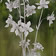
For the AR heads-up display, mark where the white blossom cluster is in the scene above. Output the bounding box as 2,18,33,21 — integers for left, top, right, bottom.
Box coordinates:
19,39,30,48
33,42,44,51
27,42,44,56
5,14,33,37
3,0,56,56
28,51,41,56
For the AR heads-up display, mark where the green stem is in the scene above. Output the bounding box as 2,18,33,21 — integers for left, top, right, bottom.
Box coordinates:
19,0,21,20
35,8,44,43
22,46,26,56
22,0,26,56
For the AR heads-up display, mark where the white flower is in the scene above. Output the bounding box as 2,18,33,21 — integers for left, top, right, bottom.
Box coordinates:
5,15,22,36
5,14,13,27
18,20,25,32
26,4,36,17
36,0,50,9
30,52,37,56
18,21,34,37
22,21,34,37
19,40,25,47
25,39,30,48
13,0,19,8
5,0,19,12
27,48,41,56
10,21,21,36
25,0,29,2
5,0,13,12
5,16,33,37
47,12,55,26
33,42,44,51
19,39,30,48
10,19,24,36
18,19,24,27
27,50,41,56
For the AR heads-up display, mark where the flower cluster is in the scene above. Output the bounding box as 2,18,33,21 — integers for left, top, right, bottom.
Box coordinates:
5,14,34,37
33,42,44,51
27,42,44,56
29,51,41,56
19,39,30,48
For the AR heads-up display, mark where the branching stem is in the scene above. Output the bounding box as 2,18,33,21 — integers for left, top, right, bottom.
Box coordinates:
35,8,44,43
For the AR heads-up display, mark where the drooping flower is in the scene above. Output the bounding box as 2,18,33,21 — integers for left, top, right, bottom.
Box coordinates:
5,0,19,12
22,21,34,37
19,39,30,48
33,42,44,51
5,14,13,27
13,0,19,9
36,0,50,9
10,22,20,36
18,21,34,37
5,0,13,12
47,12,55,26
26,4,36,17
25,39,30,48
5,14,22,36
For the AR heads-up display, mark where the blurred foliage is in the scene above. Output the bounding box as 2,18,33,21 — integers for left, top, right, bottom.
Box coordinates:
0,0,56,56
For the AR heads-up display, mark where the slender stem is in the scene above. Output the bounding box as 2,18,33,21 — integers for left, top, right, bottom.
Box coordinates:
24,3,26,23
21,33,26,56
39,8,44,23
19,0,21,20
22,47,26,56
34,8,44,43
27,46,30,56
35,29,38,43
22,0,26,56
23,0,26,23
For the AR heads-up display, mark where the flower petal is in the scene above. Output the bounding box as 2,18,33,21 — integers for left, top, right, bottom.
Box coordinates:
24,31,29,37
15,30,19,36
27,21,31,27
5,24,9,27
49,21,53,26
46,1,50,4
44,5,48,8
29,27,34,32
10,27,15,32
37,6,42,9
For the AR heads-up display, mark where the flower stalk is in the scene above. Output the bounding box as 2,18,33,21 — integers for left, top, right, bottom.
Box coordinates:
18,0,21,20
23,0,26,23
35,8,44,43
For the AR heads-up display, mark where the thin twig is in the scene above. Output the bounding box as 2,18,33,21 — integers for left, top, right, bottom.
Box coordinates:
35,8,44,43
